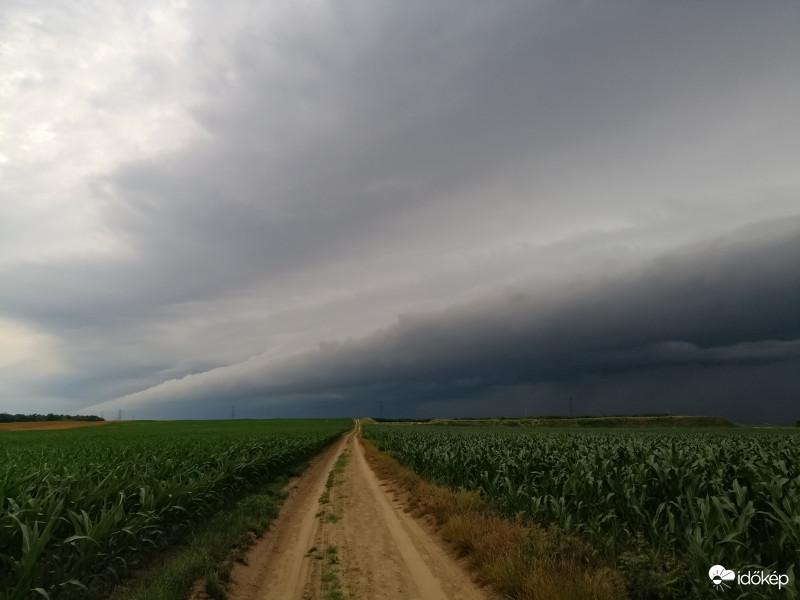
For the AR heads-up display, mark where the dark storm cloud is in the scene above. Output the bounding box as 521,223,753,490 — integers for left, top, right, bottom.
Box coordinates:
88,218,800,423
264,217,800,391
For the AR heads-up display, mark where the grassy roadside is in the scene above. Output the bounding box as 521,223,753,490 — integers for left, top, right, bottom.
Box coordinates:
359,435,629,600
111,462,307,600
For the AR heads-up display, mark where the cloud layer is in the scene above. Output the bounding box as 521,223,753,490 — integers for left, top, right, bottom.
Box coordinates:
2,1,799,423
84,218,800,423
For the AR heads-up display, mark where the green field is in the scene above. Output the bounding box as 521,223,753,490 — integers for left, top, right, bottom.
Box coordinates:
363,425,800,599
0,419,351,600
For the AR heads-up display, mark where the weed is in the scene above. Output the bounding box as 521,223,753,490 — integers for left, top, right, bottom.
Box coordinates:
204,572,227,600
321,545,345,600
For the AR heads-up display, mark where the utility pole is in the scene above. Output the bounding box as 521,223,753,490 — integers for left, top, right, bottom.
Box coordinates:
231,405,236,419
117,409,123,421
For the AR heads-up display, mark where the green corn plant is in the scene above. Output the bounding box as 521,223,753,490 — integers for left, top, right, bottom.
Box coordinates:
0,419,350,599
364,424,800,599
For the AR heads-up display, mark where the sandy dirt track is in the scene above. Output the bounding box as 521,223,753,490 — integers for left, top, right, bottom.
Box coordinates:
229,425,489,600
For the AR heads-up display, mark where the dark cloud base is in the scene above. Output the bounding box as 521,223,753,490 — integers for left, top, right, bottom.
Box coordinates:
105,218,800,425
134,358,800,426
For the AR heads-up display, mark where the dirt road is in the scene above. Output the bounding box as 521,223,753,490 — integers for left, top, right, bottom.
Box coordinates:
229,425,489,600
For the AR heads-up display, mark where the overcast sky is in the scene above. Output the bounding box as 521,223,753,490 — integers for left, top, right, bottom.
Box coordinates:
1,1,798,424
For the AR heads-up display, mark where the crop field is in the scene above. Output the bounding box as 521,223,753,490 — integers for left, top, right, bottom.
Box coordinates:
0,419,350,600
363,425,800,598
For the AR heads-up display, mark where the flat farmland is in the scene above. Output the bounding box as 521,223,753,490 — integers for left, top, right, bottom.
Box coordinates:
0,419,350,600
6,420,798,600
363,425,800,599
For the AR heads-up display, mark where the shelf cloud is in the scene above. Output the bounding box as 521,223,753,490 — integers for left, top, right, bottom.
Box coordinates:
83,219,800,423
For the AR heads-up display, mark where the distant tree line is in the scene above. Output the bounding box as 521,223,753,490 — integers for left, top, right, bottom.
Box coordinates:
371,414,675,423
0,413,104,423
371,418,432,423
452,413,672,420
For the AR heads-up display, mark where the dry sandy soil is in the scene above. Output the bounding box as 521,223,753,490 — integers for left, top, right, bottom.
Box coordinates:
228,425,490,600
0,421,114,431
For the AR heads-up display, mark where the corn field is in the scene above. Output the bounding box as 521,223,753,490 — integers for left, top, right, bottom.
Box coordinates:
0,419,350,600
363,425,800,599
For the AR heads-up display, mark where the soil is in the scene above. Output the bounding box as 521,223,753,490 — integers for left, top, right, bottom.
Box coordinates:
0,421,114,431
228,425,490,600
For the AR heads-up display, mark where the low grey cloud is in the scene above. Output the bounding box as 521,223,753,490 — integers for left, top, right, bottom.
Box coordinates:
84,218,800,423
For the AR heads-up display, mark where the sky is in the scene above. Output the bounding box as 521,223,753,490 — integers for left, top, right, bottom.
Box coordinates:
1,1,798,424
